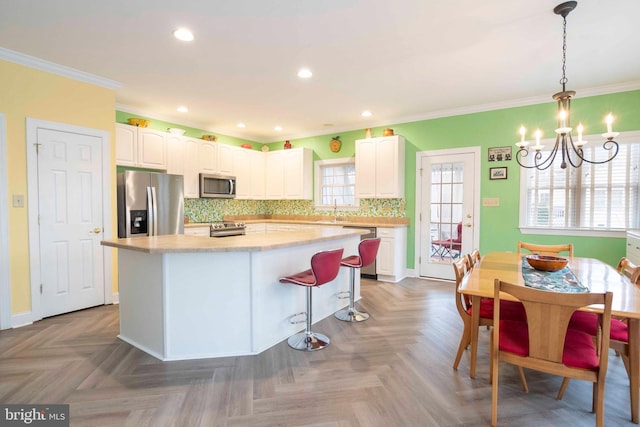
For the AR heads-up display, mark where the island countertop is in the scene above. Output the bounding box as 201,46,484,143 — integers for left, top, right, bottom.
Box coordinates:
101,226,365,254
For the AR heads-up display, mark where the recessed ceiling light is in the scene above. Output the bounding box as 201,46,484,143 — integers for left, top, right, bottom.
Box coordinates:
274,126,283,131
361,110,372,117
173,28,194,42
177,106,189,113
297,68,313,79
237,123,246,128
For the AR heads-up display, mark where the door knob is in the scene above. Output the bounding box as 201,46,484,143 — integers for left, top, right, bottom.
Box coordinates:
466,214,472,218
92,227,102,234
464,223,472,228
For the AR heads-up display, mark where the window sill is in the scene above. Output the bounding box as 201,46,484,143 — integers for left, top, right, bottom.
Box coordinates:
519,227,627,238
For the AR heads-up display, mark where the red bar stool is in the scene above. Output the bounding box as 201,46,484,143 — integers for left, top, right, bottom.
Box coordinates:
335,238,381,322
279,248,344,351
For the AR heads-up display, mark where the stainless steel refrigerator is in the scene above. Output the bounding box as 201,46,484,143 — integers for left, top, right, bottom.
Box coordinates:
117,171,184,238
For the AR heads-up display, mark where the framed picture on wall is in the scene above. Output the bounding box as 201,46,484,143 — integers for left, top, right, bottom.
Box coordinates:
488,146,512,162
490,167,508,180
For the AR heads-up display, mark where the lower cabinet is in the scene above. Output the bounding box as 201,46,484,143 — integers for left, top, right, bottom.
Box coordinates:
376,227,406,283
627,231,640,265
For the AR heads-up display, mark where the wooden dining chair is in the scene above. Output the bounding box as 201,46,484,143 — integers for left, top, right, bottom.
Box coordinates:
466,249,481,268
452,255,526,378
517,241,574,257
558,257,640,419
491,279,613,427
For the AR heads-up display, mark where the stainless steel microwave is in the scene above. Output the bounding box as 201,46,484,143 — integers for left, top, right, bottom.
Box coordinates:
199,173,236,198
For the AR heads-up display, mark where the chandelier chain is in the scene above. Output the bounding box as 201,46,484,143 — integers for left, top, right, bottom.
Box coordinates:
560,16,568,90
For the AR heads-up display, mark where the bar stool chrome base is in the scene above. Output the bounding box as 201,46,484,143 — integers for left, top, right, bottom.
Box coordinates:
287,331,330,351
335,307,369,322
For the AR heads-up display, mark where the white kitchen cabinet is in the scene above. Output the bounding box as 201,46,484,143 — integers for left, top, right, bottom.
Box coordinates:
115,123,167,170
355,135,404,198
217,143,236,176
249,149,266,199
115,123,137,166
183,138,200,198
166,135,199,198
166,134,185,175
265,148,313,200
283,148,313,199
376,227,406,283
198,140,218,174
627,231,640,265
265,151,285,199
233,147,264,199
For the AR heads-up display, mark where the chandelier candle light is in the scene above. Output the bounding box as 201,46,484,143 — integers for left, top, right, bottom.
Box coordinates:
515,1,619,170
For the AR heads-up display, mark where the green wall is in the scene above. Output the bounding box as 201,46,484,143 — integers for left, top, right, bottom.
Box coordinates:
277,89,640,268
117,88,640,269
115,111,257,148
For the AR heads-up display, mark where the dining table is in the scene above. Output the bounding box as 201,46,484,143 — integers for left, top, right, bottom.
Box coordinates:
459,251,640,423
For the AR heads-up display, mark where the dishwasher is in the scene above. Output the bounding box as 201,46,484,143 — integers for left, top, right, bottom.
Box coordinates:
343,226,377,279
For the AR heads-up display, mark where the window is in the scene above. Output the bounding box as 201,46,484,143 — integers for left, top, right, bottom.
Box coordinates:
520,130,640,234
314,158,356,208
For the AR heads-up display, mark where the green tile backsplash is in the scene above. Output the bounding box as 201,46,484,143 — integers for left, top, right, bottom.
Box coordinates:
184,198,405,223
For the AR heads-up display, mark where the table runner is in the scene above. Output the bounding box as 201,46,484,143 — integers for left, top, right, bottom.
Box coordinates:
521,256,589,293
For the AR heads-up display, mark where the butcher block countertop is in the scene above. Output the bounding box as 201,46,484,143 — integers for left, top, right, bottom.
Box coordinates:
101,227,365,254
185,215,409,229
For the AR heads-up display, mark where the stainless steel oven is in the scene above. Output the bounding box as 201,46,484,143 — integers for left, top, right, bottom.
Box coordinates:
343,226,377,279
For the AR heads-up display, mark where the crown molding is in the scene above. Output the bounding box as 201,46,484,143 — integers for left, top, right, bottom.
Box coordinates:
116,103,255,142
0,47,120,90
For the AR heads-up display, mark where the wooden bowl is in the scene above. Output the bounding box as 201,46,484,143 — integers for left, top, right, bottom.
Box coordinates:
127,118,150,127
525,254,568,272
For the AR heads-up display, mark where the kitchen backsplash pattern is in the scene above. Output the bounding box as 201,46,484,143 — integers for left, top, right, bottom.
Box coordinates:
184,198,405,223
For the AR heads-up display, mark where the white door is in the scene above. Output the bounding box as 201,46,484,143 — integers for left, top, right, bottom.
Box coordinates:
417,149,479,280
36,128,105,317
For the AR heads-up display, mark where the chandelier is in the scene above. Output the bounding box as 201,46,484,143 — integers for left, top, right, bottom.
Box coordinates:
515,1,619,170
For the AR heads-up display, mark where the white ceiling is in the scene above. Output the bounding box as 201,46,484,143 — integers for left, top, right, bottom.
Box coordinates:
1,0,639,142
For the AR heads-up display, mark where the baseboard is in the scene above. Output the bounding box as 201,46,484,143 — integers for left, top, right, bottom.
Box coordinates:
11,311,33,328
112,292,119,304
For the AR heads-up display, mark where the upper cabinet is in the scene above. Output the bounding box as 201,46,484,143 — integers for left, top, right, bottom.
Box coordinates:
265,148,312,200
198,140,218,174
115,123,314,200
233,148,265,199
167,135,199,198
355,135,405,198
116,123,167,170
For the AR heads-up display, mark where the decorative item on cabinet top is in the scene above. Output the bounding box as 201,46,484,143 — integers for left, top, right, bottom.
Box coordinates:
284,140,292,149
330,136,342,153
127,118,150,127
202,135,218,142
382,128,394,136
241,144,252,149
168,128,186,135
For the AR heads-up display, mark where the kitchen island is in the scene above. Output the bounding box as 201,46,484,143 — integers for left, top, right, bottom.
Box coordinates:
101,227,363,361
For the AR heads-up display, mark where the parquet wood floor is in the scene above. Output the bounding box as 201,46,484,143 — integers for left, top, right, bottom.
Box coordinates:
0,278,635,426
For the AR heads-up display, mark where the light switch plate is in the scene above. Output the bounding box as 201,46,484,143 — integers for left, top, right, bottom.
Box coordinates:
12,194,25,208
483,197,500,207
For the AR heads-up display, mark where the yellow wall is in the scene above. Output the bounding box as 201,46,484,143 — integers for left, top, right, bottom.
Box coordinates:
0,59,117,314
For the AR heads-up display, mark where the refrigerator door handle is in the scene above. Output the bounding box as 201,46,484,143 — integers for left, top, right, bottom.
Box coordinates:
150,186,158,236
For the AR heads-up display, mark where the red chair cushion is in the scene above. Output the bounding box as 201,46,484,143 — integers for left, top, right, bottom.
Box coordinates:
470,299,527,321
568,311,628,342
279,268,315,287
499,319,599,370
340,255,362,268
